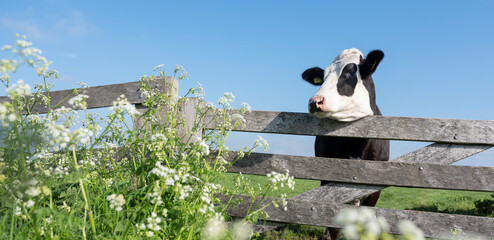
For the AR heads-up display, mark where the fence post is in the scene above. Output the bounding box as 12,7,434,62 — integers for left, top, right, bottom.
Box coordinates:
178,97,205,144
133,76,179,134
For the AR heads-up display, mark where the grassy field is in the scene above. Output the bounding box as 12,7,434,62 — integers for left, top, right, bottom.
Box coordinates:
217,173,493,239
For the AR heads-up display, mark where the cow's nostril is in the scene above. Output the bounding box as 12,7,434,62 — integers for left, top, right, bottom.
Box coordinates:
314,96,325,106
309,96,325,113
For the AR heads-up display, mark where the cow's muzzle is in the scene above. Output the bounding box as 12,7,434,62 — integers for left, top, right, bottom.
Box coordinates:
308,96,325,113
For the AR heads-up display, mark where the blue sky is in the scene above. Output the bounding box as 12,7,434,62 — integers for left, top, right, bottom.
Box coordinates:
1,0,494,167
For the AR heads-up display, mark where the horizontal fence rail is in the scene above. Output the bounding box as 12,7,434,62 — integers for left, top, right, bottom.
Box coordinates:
205,110,494,145
221,194,494,238
221,151,494,192
202,103,494,238
0,76,174,114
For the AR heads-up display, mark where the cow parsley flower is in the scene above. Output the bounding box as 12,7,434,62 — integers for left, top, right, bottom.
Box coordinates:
267,170,295,190
203,213,227,240
146,212,162,234
197,139,210,156
336,208,392,240
241,102,251,113
254,136,269,151
1,45,12,51
218,92,235,106
68,94,89,110
25,200,35,208
25,187,40,197
109,94,140,120
106,194,125,212
398,220,424,240
6,79,31,98
151,162,179,186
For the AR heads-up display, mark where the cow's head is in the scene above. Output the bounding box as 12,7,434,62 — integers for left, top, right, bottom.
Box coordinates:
302,48,384,121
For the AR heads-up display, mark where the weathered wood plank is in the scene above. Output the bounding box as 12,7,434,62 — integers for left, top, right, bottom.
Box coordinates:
290,182,383,203
205,110,494,145
290,142,492,212
222,194,494,238
178,97,205,144
223,152,494,191
0,76,174,114
393,143,492,164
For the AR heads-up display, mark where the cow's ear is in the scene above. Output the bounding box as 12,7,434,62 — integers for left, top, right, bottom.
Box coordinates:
302,67,324,85
359,50,384,80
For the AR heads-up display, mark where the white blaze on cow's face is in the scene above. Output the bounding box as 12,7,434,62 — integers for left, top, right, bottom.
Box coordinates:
302,48,384,122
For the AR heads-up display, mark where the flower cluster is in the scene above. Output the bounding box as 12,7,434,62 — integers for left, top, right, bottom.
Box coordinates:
0,102,16,125
203,213,226,240
218,92,235,107
198,183,222,214
146,181,164,205
267,170,295,190
109,94,140,120
335,208,425,240
1,34,51,78
197,138,210,156
148,133,168,151
241,102,251,113
106,194,125,212
68,94,89,110
398,220,425,240
254,135,269,151
137,212,162,237
336,208,389,239
6,79,31,99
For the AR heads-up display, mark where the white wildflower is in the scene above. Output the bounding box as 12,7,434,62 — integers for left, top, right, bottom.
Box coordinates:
232,221,253,240
146,212,162,232
218,92,235,106
67,94,89,110
153,64,164,71
106,194,125,212
336,208,393,240
6,79,31,98
254,136,269,151
398,220,425,240
151,162,179,186
203,214,226,240
197,139,210,156
25,200,35,208
14,206,21,216
267,170,295,190
77,81,89,89
109,94,140,119
1,45,12,51
241,102,251,113
178,185,192,200
25,187,40,197
146,183,164,205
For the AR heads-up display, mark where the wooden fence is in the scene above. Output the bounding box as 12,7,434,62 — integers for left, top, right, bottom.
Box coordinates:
3,76,493,239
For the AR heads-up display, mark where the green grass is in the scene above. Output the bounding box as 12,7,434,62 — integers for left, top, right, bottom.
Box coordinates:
218,173,494,239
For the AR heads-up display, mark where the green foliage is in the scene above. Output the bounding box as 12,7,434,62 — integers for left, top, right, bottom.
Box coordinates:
0,35,295,239
474,194,494,217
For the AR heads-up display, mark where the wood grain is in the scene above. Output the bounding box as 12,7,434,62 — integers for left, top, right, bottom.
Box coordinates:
0,76,174,114
221,194,494,239
205,110,494,145
223,151,494,191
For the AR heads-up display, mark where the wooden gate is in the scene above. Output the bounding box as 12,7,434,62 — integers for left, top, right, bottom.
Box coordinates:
4,77,493,238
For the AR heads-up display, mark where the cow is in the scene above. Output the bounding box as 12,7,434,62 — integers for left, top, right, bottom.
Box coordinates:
302,48,390,240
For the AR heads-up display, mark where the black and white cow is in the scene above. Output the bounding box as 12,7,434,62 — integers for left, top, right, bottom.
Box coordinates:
302,48,390,240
